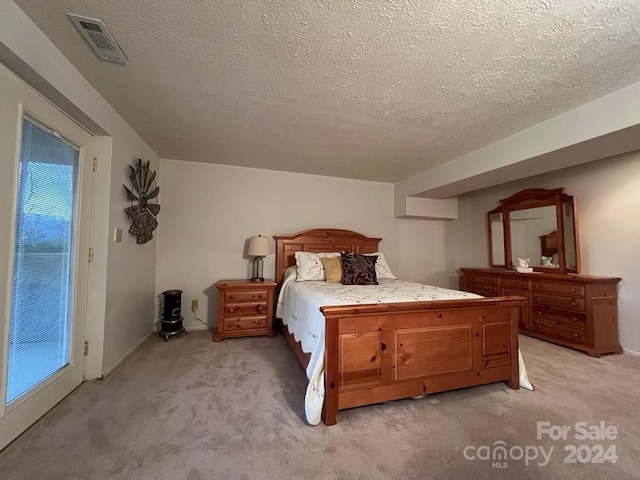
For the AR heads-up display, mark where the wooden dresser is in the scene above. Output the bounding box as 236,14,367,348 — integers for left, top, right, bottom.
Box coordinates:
213,279,276,342
460,268,621,357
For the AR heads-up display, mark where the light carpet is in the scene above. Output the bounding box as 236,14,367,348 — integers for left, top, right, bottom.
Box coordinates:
1,331,639,479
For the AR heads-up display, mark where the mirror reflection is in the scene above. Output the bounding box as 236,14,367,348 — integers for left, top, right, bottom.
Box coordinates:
563,201,577,271
490,212,505,265
509,206,558,268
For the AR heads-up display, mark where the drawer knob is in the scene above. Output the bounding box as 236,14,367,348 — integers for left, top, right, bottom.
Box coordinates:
229,295,235,300
257,305,263,313
258,294,263,299
227,322,235,328
571,301,577,307
571,288,576,293
228,307,235,313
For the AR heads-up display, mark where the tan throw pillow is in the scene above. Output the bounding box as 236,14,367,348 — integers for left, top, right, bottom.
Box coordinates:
320,256,343,283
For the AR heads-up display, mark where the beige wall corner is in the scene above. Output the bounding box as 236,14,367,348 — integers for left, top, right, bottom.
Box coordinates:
394,195,458,220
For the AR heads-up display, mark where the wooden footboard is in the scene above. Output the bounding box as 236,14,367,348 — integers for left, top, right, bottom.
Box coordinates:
319,296,523,425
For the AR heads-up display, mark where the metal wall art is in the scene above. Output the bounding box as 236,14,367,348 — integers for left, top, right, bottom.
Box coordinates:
123,159,160,244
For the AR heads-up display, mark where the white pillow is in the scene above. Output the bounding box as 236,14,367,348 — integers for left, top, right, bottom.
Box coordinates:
294,251,341,281
365,252,397,279
282,265,298,285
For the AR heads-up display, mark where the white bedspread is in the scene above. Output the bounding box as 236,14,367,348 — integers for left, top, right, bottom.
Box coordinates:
277,273,532,425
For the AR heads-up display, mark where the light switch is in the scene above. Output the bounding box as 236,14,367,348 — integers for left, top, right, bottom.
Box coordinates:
113,228,123,242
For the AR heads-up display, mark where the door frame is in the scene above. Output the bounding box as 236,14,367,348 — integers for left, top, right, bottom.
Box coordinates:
0,63,109,450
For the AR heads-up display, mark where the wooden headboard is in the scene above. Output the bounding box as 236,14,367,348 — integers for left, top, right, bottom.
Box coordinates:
273,228,381,284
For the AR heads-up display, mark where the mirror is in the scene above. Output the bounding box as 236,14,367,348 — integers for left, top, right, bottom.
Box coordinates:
487,188,580,274
563,200,578,271
510,206,558,268
488,211,505,267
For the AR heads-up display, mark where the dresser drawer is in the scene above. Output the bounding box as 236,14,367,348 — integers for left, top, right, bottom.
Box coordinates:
501,286,528,299
224,302,267,316
466,283,498,297
223,315,268,331
532,306,586,330
225,290,269,302
533,293,585,312
533,318,586,344
532,282,585,297
500,278,528,289
466,274,497,286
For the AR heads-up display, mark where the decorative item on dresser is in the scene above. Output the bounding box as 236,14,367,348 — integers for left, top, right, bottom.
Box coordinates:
463,186,622,357
213,279,276,342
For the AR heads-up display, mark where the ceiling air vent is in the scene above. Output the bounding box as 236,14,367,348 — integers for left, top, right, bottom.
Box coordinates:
67,14,128,65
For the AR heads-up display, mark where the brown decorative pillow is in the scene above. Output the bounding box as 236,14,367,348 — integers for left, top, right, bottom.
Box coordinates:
320,256,343,283
341,253,378,285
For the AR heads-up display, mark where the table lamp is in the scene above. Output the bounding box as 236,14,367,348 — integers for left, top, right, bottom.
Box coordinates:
248,235,270,282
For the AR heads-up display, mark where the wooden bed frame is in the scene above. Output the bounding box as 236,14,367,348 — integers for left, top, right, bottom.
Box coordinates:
274,228,523,425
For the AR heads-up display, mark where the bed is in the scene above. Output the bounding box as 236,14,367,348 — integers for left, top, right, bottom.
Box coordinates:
274,228,526,426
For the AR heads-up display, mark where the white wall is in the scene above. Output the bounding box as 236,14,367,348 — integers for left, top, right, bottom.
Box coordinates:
448,150,640,354
156,159,451,331
1,0,159,376
101,146,158,375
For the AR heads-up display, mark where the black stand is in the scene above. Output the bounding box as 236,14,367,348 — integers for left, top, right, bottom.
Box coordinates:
250,256,265,282
159,316,187,342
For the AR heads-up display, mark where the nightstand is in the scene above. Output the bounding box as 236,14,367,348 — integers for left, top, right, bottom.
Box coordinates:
213,279,277,342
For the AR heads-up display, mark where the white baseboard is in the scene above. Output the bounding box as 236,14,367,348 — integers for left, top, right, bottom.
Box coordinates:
102,332,152,379
623,348,640,357
184,324,212,331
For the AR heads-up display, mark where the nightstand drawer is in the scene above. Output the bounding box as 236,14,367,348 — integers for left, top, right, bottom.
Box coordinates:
225,290,269,302
224,315,268,331
224,302,267,316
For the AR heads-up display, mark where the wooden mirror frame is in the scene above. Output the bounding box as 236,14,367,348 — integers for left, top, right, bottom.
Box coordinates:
487,209,507,268
487,188,581,274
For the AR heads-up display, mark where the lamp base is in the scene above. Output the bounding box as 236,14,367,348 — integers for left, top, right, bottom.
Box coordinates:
250,256,265,283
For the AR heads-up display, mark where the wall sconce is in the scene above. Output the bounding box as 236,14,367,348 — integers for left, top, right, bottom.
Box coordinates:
248,235,270,282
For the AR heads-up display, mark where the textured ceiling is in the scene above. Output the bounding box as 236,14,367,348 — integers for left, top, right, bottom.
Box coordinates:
14,0,640,183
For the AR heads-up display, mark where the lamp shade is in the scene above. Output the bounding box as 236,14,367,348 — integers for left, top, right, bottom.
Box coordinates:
247,235,270,256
